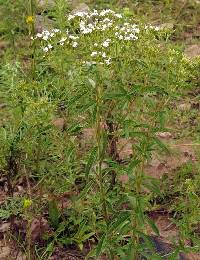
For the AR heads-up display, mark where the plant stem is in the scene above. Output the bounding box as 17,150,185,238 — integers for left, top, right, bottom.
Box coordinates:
96,82,108,223
27,218,32,260
29,0,36,79
106,112,119,189
131,158,144,259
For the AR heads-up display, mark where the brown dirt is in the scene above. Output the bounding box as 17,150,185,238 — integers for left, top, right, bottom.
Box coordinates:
147,211,179,242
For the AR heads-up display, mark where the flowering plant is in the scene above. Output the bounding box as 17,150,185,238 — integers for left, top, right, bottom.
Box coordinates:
1,6,193,259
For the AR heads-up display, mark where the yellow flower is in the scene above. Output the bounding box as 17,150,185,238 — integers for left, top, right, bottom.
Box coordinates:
23,199,32,209
26,16,34,24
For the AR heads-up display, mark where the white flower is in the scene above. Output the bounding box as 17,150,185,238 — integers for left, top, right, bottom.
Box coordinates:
48,44,53,49
146,25,160,31
100,9,114,16
68,14,75,20
59,37,67,44
101,24,107,31
85,61,96,66
129,33,136,39
118,35,123,40
100,10,106,16
105,58,111,65
81,25,93,34
154,26,160,31
43,30,50,36
43,47,49,52
88,23,95,29
102,39,111,48
115,13,122,18
72,42,78,48
36,33,42,38
91,10,98,16
69,35,79,40
94,43,98,47
133,28,140,34
42,35,49,41
80,20,86,28
102,52,106,58
103,18,111,23
91,51,97,57
74,11,88,17
52,29,60,33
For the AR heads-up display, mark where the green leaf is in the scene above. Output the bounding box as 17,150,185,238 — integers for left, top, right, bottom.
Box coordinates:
79,100,96,113
0,209,11,219
88,78,96,88
78,243,83,251
145,216,160,236
77,180,94,200
56,222,67,235
85,147,97,179
45,241,54,253
66,91,87,108
48,199,60,229
153,137,169,153
85,248,96,259
79,232,95,243
67,123,83,134
126,159,141,175
96,233,107,257
108,211,131,234
58,237,73,245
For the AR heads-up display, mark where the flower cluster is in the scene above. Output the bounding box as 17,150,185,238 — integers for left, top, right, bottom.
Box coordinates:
34,9,162,65
68,9,122,21
114,23,140,41
145,25,160,31
34,28,79,52
35,28,60,41
89,50,111,65
70,9,123,35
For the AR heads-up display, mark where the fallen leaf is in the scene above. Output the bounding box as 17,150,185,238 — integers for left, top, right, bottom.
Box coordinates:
0,222,10,233
52,118,65,131
185,45,200,59
30,218,49,241
119,174,129,184
156,132,173,139
0,246,11,258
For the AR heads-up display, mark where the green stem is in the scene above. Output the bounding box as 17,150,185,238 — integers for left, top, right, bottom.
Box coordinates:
131,158,144,259
26,217,32,260
29,0,36,79
96,83,108,223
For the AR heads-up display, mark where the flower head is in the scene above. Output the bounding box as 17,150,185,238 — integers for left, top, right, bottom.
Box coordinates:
26,16,34,24
23,199,32,209
72,42,78,48
43,47,49,52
